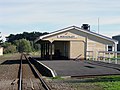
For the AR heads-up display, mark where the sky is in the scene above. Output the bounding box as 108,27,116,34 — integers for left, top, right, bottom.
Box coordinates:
0,0,120,41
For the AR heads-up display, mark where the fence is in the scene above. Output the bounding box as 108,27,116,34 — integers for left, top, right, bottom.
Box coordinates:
87,51,120,64
98,51,120,64
86,51,94,60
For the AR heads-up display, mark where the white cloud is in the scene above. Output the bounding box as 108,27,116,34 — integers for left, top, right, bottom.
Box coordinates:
1,0,120,25
0,0,120,40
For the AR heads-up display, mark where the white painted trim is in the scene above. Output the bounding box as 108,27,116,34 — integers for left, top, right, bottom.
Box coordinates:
35,26,118,44
40,26,74,39
114,43,117,52
107,44,114,51
36,60,56,77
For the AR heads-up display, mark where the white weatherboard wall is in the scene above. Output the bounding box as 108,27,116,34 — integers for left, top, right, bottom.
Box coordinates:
70,41,85,59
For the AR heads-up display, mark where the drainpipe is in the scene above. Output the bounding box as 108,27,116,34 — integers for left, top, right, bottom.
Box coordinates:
85,34,88,60
114,42,118,52
114,41,118,64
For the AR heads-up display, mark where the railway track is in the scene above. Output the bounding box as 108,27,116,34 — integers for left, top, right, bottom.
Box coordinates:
18,54,51,90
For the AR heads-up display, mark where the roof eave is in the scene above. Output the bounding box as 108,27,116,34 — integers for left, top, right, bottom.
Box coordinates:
35,25,117,44
36,26,75,42
75,26,117,43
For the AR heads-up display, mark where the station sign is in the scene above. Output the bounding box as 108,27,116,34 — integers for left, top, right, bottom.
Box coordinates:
57,35,77,39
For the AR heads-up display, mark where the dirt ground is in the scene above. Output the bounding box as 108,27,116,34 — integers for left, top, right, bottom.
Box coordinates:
0,53,116,90
0,53,21,90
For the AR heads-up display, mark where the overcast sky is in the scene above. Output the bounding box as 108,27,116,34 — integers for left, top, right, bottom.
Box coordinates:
0,0,120,40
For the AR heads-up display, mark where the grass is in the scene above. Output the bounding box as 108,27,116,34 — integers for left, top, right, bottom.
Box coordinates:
77,75,120,90
0,51,40,60
29,51,41,57
97,76,120,90
50,75,120,90
98,81,120,90
0,53,21,60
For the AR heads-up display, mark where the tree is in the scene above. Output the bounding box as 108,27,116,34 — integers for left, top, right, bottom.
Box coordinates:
6,32,49,42
2,42,17,54
5,31,49,52
14,39,32,53
2,42,11,48
6,32,49,51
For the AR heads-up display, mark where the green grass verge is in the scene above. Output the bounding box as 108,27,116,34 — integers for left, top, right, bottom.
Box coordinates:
98,81,120,90
79,75,120,90
50,75,120,90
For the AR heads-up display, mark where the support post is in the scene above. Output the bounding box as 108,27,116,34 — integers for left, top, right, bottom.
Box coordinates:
45,43,47,56
48,43,49,56
43,43,45,58
41,44,43,58
50,42,53,60
46,43,49,58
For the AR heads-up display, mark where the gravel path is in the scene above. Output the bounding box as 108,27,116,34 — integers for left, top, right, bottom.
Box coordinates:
0,60,20,80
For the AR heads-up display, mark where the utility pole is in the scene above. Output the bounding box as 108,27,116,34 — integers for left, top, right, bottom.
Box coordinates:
98,18,100,34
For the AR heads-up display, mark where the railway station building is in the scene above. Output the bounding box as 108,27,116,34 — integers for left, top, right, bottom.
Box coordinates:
35,25,118,60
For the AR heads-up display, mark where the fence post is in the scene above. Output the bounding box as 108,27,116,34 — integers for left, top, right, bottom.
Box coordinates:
103,52,105,62
88,52,90,60
98,51,100,61
92,51,94,61
108,52,111,63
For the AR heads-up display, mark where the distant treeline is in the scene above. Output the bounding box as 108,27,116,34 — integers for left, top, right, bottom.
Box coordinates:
6,32,49,42
1,32,49,54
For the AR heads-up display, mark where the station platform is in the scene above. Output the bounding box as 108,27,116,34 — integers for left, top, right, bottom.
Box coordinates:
39,60,120,77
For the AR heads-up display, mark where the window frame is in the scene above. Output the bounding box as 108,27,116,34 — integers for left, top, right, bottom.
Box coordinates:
107,44,113,51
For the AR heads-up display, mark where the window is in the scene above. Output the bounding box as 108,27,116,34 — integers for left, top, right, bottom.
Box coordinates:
107,45,113,51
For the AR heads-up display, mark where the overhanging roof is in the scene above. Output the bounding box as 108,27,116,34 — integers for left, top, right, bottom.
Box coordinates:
35,26,118,44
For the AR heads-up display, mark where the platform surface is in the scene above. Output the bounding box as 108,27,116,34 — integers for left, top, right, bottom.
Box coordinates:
40,60,120,76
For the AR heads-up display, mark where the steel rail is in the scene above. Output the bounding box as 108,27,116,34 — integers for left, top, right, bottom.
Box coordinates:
18,54,23,90
23,54,51,90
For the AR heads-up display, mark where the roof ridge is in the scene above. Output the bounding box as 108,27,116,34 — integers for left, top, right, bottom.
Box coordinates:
35,25,118,43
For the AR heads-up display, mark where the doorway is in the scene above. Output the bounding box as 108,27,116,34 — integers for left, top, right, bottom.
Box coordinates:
53,41,70,59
